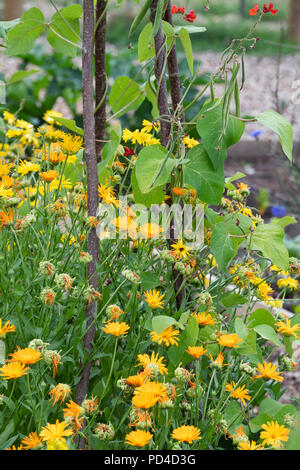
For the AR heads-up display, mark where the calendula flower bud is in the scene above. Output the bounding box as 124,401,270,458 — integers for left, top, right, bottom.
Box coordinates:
171,442,182,450
283,413,297,428
55,273,74,291
3,197,22,208
82,396,99,415
79,251,93,264
179,400,191,411
40,287,55,306
279,355,296,372
186,383,203,399
15,210,36,230
73,182,85,194
197,291,213,308
0,394,5,405
38,261,56,276
240,362,257,376
93,422,115,441
159,398,174,409
174,367,193,383
83,286,102,304
28,338,50,352
116,378,130,392
70,286,79,299
161,249,176,263
121,268,140,284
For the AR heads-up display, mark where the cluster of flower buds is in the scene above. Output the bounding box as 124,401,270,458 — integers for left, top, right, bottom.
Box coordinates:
171,5,197,23
93,422,115,441
174,366,194,383
38,260,56,276
121,268,141,284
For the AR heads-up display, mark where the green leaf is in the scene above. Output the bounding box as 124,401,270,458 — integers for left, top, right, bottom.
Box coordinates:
51,117,84,136
7,69,39,85
152,316,181,335
109,76,145,117
174,25,206,34
128,0,153,38
253,324,282,347
249,413,273,433
183,144,224,204
7,8,45,56
178,28,193,75
138,21,175,63
196,103,244,170
271,216,297,229
0,19,21,40
135,145,176,193
224,401,244,433
210,222,239,271
140,272,161,291
256,110,293,162
234,318,258,356
47,4,82,58
248,308,275,328
131,166,165,208
248,223,289,271
168,317,199,368
220,293,248,308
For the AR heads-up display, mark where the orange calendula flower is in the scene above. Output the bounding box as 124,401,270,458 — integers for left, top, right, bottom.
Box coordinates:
0,209,14,228
39,170,59,183
208,352,229,368
171,425,201,444
0,318,16,338
136,352,168,375
253,362,284,382
40,420,73,443
150,326,180,347
237,440,264,450
125,429,153,448
134,381,168,403
0,361,29,380
102,321,130,337
21,432,42,450
186,345,207,359
63,400,84,431
98,183,119,207
125,372,149,388
217,333,242,348
49,383,72,405
8,347,42,365
172,187,184,196
225,381,251,405
131,391,159,409
144,289,165,309
192,312,216,326
275,318,300,339
260,421,289,448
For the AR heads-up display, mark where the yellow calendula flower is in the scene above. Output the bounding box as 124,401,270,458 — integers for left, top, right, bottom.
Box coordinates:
260,421,289,448
183,136,199,148
49,383,72,406
150,325,180,347
0,183,13,199
3,110,16,125
125,429,153,448
186,345,207,359
47,438,69,450
43,110,63,126
40,420,73,443
139,222,163,238
277,277,299,292
253,362,283,382
0,361,29,380
171,425,201,444
0,319,16,338
144,289,165,309
17,161,41,177
217,333,242,348
142,119,160,133
98,183,119,207
60,134,83,155
192,312,216,326
0,160,14,178
50,175,72,191
102,321,130,337
237,440,264,450
21,432,42,450
170,239,192,260
275,318,300,339
136,352,168,375
8,346,42,365
225,381,251,405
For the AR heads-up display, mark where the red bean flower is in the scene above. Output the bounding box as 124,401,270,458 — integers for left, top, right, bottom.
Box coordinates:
171,5,185,15
249,2,278,16
184,10,197,23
